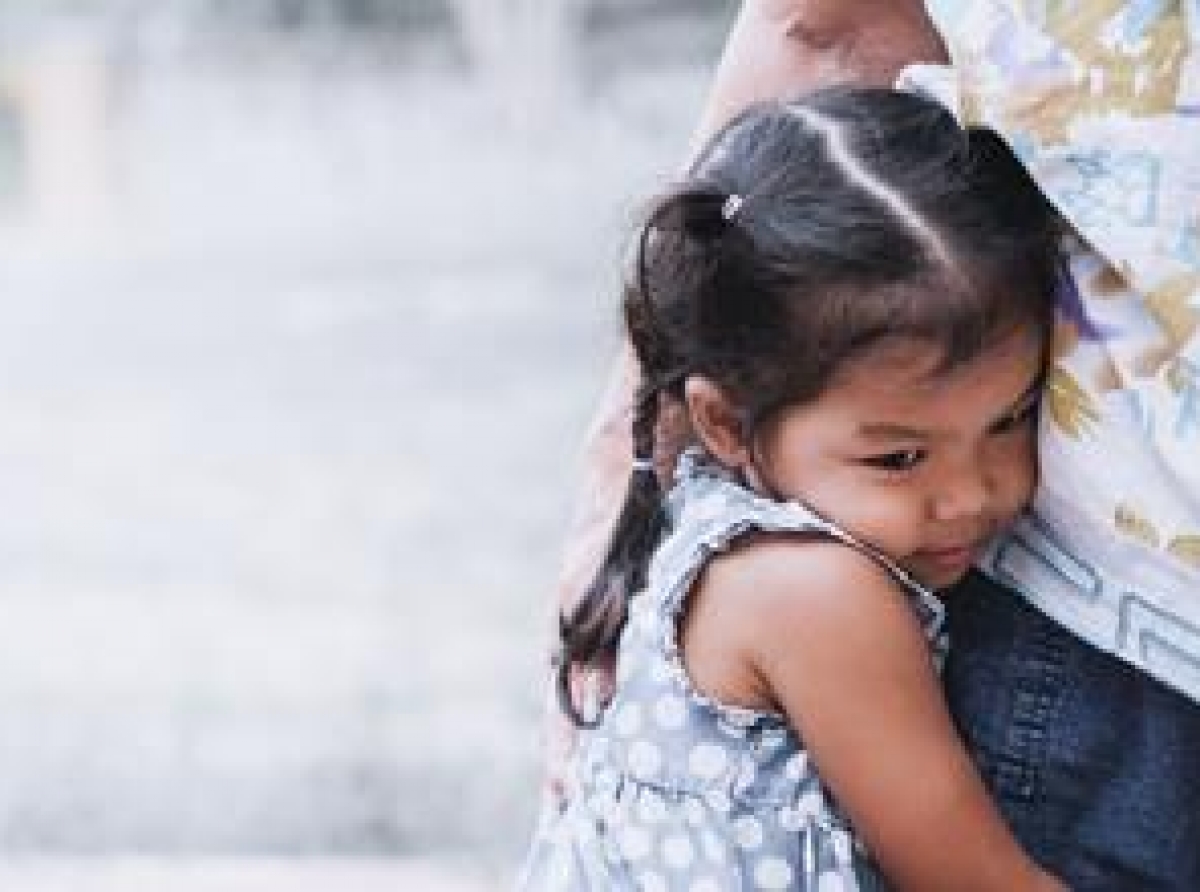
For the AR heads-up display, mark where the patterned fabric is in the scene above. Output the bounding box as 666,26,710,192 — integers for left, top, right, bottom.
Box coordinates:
517,451,946,891
903,0,1200,703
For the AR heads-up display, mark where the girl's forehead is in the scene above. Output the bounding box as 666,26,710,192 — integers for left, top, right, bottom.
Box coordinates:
834,337,946,381
826,329,1043,397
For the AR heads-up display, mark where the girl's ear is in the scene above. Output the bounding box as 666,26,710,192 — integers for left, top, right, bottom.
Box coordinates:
685,376,751,468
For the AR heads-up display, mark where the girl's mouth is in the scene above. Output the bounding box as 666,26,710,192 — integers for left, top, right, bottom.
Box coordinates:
914,544,978,573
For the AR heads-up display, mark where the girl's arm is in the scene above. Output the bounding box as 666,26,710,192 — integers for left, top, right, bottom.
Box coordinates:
687,539,1066,892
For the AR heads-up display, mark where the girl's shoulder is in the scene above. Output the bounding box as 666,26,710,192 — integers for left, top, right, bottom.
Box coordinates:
663,450,940,625
676,509,943,721
704,530,905,602
661,451,946,710
690,531,924,664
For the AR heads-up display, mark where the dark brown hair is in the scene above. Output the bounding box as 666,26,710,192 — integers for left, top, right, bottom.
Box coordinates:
558,87,1062,725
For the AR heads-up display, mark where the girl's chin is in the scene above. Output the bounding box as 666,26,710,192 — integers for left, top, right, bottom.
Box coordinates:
908,552,978,591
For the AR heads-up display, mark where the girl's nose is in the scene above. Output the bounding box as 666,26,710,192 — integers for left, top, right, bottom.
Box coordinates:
931,464,992,522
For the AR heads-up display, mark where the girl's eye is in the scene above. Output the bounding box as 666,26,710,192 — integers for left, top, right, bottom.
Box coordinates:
862,449,926,472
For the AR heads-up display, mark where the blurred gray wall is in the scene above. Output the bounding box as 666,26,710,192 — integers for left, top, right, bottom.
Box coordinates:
0,0,736,873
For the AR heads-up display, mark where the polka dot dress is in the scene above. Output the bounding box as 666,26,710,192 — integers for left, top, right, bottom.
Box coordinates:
518,451,947,891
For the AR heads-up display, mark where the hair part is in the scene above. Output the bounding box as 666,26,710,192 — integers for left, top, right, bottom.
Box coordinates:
785,105,959,277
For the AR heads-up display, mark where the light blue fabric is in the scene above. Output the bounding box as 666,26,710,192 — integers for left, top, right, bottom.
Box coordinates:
517,451,946,891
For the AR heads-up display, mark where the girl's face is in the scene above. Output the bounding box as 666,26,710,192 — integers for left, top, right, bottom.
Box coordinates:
747,328,1043,590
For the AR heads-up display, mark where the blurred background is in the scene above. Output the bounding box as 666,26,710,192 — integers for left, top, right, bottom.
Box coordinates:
0,0,734,888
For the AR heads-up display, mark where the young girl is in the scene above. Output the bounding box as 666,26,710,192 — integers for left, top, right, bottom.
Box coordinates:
520,87,1065,891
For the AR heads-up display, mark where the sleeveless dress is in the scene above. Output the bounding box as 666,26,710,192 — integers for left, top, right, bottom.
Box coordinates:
518,450,948,891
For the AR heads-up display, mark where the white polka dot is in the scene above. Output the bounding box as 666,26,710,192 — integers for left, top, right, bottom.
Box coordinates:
613,702,643,737
796,787,825,817
759,730,788,752
637,869,668,892
636,790,668,825
704,789,733,815
701,829,727,863
662,834,696,871
595,791,621,824
619,826,652,862
716,717,749,739
683,798,707,826
637,609,660,636
819,872,848,892
602,834,622,864
784,752,809,780
724,707,759,728
585,792,610,823
616,653,636,684
649,659,674,683
733,755,759,791
831,831,853,865
778,805,806,833
754,856,794,890
589,738,612,764
694,494,726,522
690,878,721,892
654,693,687,730
627,741,663,776
732,815,764,850
688,743,730,781
548,851,573,885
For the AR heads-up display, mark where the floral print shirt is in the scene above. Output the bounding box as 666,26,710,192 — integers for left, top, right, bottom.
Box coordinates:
906,0,1200,701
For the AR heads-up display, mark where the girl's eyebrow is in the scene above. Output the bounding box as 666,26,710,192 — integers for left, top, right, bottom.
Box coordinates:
855,421,930,441
855,372,1044,441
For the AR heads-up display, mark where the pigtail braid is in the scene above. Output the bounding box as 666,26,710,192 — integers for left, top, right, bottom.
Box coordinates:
556,376,670,727
556,184,737,727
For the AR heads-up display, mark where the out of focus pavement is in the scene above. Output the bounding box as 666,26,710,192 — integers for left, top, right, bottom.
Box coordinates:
0,856,497,892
